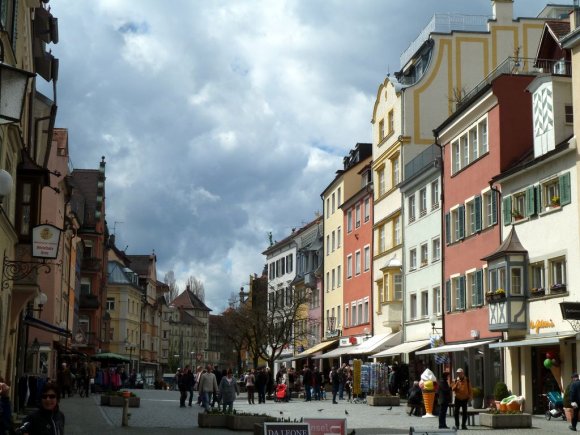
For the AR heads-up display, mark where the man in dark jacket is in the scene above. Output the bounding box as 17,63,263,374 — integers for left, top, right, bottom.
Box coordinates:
255,368,268,404
177,367,189,408
438,372,452,429
313,366,323,400
330,367,340,404
302,365,312,401
569,372,580,431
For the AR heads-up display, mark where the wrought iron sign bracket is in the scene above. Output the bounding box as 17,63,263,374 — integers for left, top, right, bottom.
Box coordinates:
1,254,61,292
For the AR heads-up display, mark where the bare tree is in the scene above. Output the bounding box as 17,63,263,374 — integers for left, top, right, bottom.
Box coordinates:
186,276,205,301
164,270,179,302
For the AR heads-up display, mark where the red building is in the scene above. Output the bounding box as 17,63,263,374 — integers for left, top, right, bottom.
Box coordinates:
435,71,535,389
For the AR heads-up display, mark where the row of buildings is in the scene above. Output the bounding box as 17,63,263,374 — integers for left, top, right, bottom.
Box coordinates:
261,1,580,412
0,0,235,412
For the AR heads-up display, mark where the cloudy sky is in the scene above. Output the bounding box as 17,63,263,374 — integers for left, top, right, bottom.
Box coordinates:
45,0,559,312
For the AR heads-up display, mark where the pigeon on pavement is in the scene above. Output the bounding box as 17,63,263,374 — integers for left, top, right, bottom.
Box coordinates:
345,409,349,415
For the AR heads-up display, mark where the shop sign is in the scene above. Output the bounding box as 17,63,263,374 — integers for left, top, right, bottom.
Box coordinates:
529,319,555,334
303,418,346,435
32,224,62,259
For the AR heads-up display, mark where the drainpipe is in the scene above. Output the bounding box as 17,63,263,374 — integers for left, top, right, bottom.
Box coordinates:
432,131,445,342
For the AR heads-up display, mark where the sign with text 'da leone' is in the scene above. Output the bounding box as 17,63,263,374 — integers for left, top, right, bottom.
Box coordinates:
303,418,347,435
263,422,310,435
32,224,62,259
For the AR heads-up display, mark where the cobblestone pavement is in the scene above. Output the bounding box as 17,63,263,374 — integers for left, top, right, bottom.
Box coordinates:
58,389,572,434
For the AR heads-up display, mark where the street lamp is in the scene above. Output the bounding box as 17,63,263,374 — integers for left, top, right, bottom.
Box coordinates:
429,314,442,335
0,169,12,204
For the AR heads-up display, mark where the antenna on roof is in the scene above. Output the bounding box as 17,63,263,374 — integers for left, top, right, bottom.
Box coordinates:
113,221,124,235
387,64,390,77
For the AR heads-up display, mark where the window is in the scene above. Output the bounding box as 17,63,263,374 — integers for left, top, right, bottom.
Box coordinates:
347,210,353,232
106,297,115,311
489,267,506,292
378,167,385,196
378,225,385,253
465,196,481,236
410,293,417,320
446,206,465,243
332,231,336,252
511,267,523,296
332,192,336,214
364,246,370,271
565,105,574,124
549,257,566,289
286,254,293,273
451,117,488,174
478,119,488,155
357,303,363,326
326,272,330,292
80,277,91,295
351,303,357,325
83,241,94,259
408,195,416,223
394,274,402,300
513,192,526,220
461,135,469,168
347,254,353,278
419,188,427,217
364,197,370,222
394,217,401,245
467,270,484,307
355,250,361,275
377,280,385,305
355,204,361,228
269,263,275,279
421,291,429,317
432,238,440,262
420,243,428,266
337,187,341,208
431,181,439,210
326,235,330,255
345,306,349,328
379,119,385,141
433,286,441,315
364,298,369,323
337,226,341,248
326,198,330,218
332,269,336,289
362,170,372,188
540,173,571,209
482,190,497,228
452,140,460,174
453,276,466,310
530,261,544,289
469,127,478,161
392,157,400,186
388,110,394,135
409,248,417,270
337,265,342,287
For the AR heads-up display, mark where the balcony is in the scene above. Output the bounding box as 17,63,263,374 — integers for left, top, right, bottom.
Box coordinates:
304,272,316,288
79,293,99,310
81,257,102,273
488,295,527,331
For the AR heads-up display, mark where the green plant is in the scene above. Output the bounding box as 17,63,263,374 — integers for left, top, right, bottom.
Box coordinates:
551,195,560,206
495,288,505,296
472,387,483,398
494,382,509,401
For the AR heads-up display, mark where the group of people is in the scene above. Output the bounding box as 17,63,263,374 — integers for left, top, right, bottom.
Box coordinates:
329,364,353,403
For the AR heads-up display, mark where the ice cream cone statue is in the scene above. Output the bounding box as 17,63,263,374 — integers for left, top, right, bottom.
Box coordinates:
544,353,563,392
419,369,438,418
550,364,562,392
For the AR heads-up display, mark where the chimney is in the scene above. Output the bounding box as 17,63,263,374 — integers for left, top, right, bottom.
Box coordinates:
492,0,514,24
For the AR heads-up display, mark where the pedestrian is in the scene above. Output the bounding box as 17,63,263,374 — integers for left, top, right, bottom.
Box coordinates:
211,366,223,408
407,381,423,416
302,365,312,402
18,382,65,435
57,363,72,398
176,368,187,408
0,378,12,435
569,372,580,431
198,364,218,412
330,366,340,404
184,366,195,407
266,367,274,399
338,363,347,400
256,367,268,404
313,366,323,400
245,369,256,404
219,369,239,413
437,372,452,429
345,370,353,402
451,368,472,430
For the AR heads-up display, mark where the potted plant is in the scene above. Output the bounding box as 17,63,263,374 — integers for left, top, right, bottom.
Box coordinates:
551,195,560,207
494,382,509,410
472,387,484,409
511,210,524,221
551,283,567,294
529,288,545,298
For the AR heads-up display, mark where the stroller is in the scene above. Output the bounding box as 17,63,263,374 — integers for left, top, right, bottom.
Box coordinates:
274,383,288,402
544,391,566,420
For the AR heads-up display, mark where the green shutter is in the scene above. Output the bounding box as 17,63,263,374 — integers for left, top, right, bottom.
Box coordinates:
526,186,536,216
536,185,542,211
491,190,498,225
474,195,482,232
458,205,465,240
459,276,466,309
503,196,512,226
560,172,571,206
445,280,451,312
476,270,483,306
445,213,451,245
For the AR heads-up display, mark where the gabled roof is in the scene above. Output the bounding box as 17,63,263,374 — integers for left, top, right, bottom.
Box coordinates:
536,20,571,59
481,227,527,262
126,254,154,276
171,288,211,312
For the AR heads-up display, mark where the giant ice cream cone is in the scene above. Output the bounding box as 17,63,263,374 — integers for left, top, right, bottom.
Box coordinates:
550,365,563,392
422,391,436,418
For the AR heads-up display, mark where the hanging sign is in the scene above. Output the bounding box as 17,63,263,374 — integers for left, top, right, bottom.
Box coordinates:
32,224,62,259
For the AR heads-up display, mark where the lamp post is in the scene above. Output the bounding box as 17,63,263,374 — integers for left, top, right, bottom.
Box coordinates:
429,314,442,335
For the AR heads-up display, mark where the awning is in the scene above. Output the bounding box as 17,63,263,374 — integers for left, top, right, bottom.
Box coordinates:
312,345,353,360
489,334,577,348
416,339,495,355
351,331,402,355
24,315,71,338
296,339,339,358
371,339,430,358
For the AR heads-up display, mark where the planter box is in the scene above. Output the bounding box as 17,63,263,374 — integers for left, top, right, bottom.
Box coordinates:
198,413,228,428
226,414,276,431
107,396,140,407
479,413,532,428
367,395,400,406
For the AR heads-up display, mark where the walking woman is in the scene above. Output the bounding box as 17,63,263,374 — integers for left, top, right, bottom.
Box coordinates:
19,382,65,435
245,369,256,404
219,369,239,413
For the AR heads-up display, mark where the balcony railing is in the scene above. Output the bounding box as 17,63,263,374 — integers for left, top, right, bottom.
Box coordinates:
404,143,441,182
81,257,102,272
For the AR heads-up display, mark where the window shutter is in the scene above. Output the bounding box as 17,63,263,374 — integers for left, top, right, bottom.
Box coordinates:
474,195,482,232
560,172,571,206
445,280,451,312
458,205,465,240
536,185,542,211
476,270,483,306
526,186,536,216
459,276,466,309
491,191,498,225
445,213,451,245
503,196,512,226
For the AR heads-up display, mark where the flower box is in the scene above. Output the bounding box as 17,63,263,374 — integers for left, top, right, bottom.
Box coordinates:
107,396,140,407
226,414,276,431
529,288,545,298
551,284,567,294
480,412,532,428
367,395,400,406
198,413,228,428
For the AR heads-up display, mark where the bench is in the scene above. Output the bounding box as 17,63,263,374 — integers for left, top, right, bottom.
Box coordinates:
448,405,486,426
